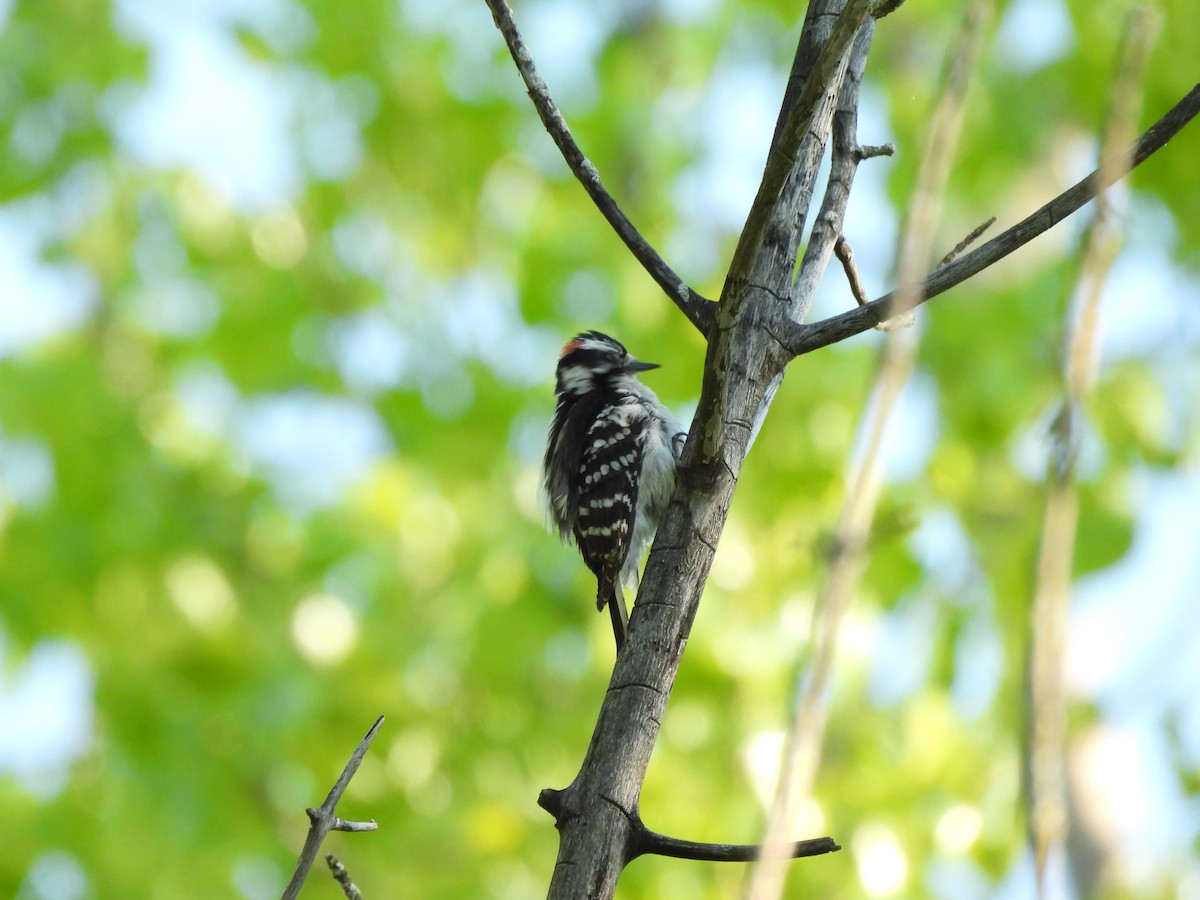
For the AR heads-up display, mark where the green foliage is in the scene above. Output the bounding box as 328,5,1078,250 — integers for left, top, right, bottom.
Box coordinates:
1,1,1197,898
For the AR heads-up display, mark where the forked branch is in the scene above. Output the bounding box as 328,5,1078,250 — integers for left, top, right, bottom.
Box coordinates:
781,83,1200,356
281,716,384,900
537,788,840,865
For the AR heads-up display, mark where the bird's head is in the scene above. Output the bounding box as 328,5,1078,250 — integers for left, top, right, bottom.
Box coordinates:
554,330,659,397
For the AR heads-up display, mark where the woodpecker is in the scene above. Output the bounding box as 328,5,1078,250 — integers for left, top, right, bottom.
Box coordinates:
542,331,686,649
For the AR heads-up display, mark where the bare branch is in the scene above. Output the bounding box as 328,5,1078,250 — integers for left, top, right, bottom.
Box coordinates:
281,716,384,900
631,825,840,863
939,216,996,267
791,21,878,312
748,4,987,896
701,0,873,469
740,12,879,458
835,236,870,305
768,1,864,159
726,0,873,299
543,789,841,865
856,143,895,159
483,0,716,335
1028,8,1157,887
885,0,988,321
325,854,365,900
780,82,1200,357
327,817,380,833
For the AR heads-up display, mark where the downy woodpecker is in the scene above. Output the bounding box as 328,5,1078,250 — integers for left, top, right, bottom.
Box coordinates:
542,331,686,648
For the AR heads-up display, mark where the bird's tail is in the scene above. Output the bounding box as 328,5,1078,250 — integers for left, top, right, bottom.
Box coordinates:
597,579,630,650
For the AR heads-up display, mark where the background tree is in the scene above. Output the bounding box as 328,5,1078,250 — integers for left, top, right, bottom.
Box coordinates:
0,1,1197,899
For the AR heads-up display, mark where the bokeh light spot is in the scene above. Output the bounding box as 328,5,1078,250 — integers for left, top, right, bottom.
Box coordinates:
290,593,358,666
853,822,908,897
166,555,237,631
934,803,983,854
251,207,307,268
466,802,525,855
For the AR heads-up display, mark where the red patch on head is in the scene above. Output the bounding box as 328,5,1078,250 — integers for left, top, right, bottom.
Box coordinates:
559,338,585,358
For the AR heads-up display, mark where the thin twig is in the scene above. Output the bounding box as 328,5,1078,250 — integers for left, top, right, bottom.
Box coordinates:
835,236,870,306
887,0,988,318
748,6,988,899
326,854,365,900
483,0,715,335
780,82,1200,356
791,21,878,312
856,143,895,159
541,790,840,865
281,716,384,900
1028,9,1157,890
884,215,996,332
631,825,840,862
938,216,996,267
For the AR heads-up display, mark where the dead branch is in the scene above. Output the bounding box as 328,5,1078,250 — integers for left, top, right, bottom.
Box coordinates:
482,0,716,335
1028,8,1157,888
325,854,365,900
780,82,1200,356
748,4,988,896
281,716,383,900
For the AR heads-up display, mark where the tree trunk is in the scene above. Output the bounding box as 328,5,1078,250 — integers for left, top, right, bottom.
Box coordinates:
543,2,875,896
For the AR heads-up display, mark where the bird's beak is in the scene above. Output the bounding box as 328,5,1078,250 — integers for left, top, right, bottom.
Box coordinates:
625,359,660,374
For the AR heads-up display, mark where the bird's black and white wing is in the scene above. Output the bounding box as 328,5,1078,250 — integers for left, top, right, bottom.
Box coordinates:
572,398,648,609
